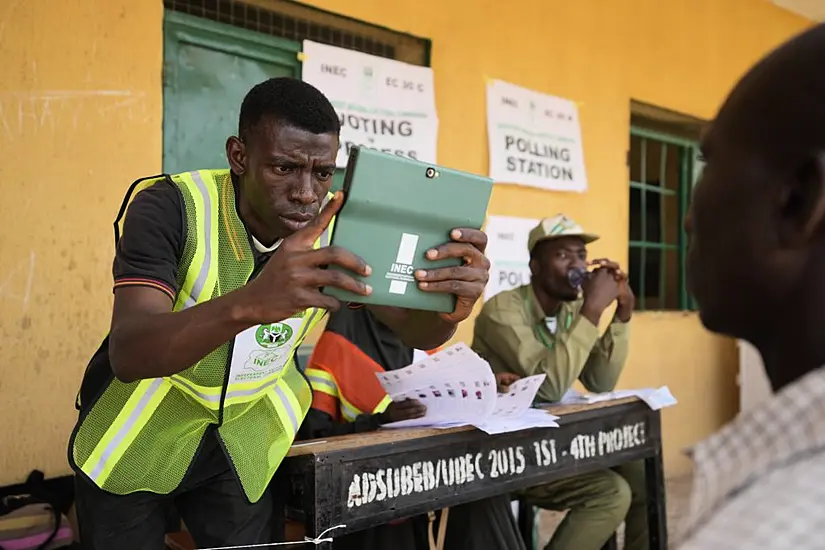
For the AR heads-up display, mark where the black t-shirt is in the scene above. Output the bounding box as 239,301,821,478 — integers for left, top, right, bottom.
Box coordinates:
78,181,271,411
323,305,414,374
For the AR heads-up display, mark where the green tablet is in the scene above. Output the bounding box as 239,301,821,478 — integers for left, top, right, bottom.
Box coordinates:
323,147,494,313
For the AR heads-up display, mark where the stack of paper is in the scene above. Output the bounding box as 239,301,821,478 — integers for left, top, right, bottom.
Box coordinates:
560,386,678,411
376,343,560,434
477,375,560,434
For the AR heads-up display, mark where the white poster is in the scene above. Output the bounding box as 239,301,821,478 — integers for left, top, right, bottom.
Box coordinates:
486,79,587,193
301,40,439,167
483,215,540,301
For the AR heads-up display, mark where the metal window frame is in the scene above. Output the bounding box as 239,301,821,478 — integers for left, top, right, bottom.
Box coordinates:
162,0,432,187
628,126,697,311
164,0,431,66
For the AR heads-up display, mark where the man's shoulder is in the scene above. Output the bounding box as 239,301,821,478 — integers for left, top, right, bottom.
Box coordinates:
129,177,184,211
478,285,531,321
114,178,187,280
681,450,825,549
117,180,184,242
130,169,229,207
483,285,529,308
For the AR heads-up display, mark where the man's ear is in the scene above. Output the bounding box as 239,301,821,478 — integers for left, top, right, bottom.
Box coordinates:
529,258,539,276
226,136,246,176
778,151,825,246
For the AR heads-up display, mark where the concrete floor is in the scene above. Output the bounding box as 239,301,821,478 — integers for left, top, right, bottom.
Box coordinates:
537,475,692,549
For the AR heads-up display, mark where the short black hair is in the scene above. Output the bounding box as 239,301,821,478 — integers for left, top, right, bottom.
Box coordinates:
238,77,340,139
717,23,825,165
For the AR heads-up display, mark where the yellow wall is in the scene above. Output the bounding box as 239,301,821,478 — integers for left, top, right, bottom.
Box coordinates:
0,0,810,485
0,1,164,484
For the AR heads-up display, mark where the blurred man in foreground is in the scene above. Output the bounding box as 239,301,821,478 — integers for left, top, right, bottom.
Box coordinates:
678,22,825,550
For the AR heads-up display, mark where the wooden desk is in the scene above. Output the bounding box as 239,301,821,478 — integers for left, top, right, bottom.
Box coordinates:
282,398,667,549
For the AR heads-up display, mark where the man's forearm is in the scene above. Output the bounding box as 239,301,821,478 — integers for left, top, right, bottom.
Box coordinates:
400,309,457,349
579,323,630,393
579,353,622,393
615,303,632,323
368,305,457,350
109,289,256,383
604,326,630,376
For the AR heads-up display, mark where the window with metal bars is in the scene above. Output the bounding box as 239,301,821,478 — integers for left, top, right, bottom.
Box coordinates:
163,0,430,65
627,126,701,311
162,0,430,185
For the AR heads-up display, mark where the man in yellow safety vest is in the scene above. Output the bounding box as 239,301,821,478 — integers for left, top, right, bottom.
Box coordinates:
69,77,490,550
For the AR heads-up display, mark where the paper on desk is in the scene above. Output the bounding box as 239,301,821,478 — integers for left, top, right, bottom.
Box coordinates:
490,374,546,418
559,386,677,411
473,374,558,434
377,343,498,429
430,376,556,433
559,388,585,403
379,347,559,434
476,409,561,435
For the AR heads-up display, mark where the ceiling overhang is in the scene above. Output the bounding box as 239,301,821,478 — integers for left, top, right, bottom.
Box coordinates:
771,0,825,22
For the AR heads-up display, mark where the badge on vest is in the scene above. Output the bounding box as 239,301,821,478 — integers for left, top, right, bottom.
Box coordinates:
228,317,304,385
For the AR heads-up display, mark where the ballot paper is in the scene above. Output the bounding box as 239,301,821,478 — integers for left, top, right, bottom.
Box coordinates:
377,345,559,434
490,374,547,418
469,375,559,434
376,343,498,429
559,386,678,411
475,408,561,435
375,343,483,396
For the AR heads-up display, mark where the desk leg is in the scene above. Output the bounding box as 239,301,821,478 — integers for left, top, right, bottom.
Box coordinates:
645,416,668,549
302,500,334,549
516,498,535,549
302,463,334,550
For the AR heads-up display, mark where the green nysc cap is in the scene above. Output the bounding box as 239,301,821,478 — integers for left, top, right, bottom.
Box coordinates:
527,214,600,253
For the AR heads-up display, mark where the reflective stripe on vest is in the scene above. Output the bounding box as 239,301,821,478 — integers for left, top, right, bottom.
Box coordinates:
82,378,172,486
177,171,219,309
306,367,338,398
373,395,392,414
306,367,392,422
75,169,333,501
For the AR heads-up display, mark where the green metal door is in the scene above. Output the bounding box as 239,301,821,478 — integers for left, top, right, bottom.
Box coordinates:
163,10,302,173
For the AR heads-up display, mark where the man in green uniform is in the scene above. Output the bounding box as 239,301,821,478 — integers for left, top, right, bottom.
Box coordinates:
472,214,646,550
70,77,491,550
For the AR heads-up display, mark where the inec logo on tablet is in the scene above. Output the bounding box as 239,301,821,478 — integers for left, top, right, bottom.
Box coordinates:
255,323,293,349
386,232,420,295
